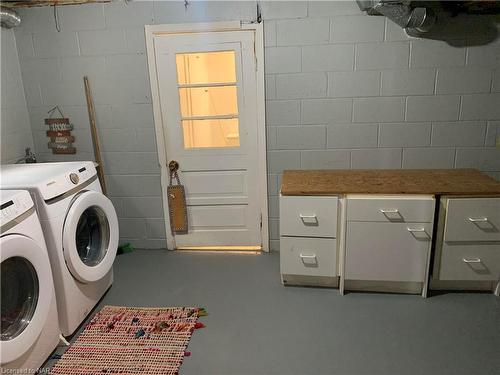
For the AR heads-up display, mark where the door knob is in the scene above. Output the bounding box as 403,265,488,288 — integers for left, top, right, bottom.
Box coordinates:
168,160,179,172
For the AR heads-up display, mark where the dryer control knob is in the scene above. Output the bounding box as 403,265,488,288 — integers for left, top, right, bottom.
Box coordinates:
69,173,79,184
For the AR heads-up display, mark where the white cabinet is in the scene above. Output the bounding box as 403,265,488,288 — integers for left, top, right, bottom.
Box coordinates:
280,237,337,277
280,196,338,238
439,243,500,281
279,195,338,286
347,197,435,223
444,198,500,242
433,197,500,294
345,222,432,282
343,195,435,297
280,169,500,297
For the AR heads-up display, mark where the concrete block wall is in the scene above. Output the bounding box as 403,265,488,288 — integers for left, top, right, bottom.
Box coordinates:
1,29,33,163
13,1,258,249
264,1,500,251
11,1,500,251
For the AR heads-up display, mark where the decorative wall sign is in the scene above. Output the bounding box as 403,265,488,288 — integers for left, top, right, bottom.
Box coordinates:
45,106,76,154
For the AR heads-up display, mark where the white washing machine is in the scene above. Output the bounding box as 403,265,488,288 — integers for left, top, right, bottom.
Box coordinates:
0,162,119,337
0,190,59,371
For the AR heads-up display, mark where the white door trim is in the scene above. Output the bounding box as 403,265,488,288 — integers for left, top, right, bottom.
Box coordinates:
145,22,268,252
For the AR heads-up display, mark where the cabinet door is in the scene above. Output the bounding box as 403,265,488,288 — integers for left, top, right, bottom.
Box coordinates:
280,237,336,277
280,196,338,238
439,242,500,281
347,197,435,223
345,222,432,282
444,198,500,242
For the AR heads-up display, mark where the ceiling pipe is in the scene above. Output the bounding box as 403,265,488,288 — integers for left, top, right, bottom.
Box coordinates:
1,6,21,29
357,1,436,33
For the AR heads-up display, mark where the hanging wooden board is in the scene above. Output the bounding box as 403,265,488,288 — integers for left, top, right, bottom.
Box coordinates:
48,141,74,149
46,130,72,137
49,136,75,144
51,147,76,155
45,106,77,155
46,123,73,131
45,117,69,125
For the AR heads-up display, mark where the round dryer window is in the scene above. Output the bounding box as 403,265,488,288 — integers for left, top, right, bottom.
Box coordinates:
63,190,119,283
1,256,39,341
75,206,110,267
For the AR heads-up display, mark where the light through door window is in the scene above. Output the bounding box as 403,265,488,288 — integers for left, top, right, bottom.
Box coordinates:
176,51,240,149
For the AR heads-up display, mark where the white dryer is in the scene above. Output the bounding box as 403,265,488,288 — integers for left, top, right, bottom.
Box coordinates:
0,162,119,337
0,190,59,371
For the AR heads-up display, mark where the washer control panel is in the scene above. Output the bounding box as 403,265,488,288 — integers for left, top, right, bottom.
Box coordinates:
0,190,34,227
69,173,80,185
41,162,96,201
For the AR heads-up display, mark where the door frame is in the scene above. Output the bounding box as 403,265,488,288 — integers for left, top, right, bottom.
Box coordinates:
145,21,269,252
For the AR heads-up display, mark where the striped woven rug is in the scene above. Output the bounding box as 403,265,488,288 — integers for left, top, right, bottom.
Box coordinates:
50,305,206,375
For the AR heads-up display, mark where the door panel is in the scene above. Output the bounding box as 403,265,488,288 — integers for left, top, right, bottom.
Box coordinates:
189,205,247,228
180,206,256,247
154,30,261,248
183,170,247,206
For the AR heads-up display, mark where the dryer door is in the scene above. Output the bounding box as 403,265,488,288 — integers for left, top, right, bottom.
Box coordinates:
62,190,119,283
0,235,52,365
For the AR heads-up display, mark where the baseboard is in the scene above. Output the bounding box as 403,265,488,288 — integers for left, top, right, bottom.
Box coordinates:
282,274,339,288
344,280,423,295
429,278,496,292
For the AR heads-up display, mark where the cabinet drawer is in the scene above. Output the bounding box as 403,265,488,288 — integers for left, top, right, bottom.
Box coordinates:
280,237,336,277
444,198,500,242
345,222,432,282
347,196,435,223
439,243,500,281
280,196,338,238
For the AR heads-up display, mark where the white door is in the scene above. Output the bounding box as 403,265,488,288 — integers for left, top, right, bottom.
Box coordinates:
154,30,262,249
62,190,119,283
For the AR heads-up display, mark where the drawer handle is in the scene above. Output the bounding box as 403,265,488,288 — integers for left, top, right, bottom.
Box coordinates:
463,258,481,264
299,214,318,225
468,217,488,223
380,209,399,214
407,227,430,239
300,254,317,259
407,227,426,233
300,214,317,219
300,253,318,267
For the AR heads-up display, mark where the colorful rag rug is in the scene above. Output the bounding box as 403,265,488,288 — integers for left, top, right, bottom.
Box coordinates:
50,306,206,375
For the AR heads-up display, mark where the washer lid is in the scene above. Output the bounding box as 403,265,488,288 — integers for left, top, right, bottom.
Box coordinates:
63,190,119,283
0,235,53,365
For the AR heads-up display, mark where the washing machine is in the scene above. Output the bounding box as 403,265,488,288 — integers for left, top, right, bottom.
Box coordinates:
1,190,60,371
0,162,119,337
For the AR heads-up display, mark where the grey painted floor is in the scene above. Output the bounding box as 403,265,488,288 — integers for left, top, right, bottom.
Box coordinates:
53,250,499,375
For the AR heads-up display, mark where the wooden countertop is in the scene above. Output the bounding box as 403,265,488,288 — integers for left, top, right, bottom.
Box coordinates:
281,169,500,196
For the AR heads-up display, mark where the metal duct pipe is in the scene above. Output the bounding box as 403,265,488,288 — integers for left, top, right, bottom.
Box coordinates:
357,1,435,33
1,6,21,29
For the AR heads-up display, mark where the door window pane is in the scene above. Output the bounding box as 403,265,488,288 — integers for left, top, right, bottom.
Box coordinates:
179,86,238,118
182,119,240,149
75,206,110,267
176,50,240,149
176,51,236,85
1,257,39,341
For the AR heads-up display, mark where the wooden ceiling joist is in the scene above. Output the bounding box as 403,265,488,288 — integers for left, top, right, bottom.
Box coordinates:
1,0,112,8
